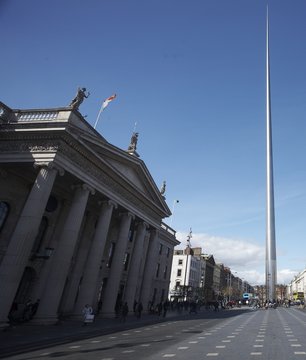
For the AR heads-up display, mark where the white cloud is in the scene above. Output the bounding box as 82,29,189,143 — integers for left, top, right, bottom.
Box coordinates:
175,231,298,286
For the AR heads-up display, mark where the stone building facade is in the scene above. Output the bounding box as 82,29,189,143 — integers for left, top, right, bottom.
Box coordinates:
0,101,179,326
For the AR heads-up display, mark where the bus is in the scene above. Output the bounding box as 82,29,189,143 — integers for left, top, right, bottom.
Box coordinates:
292,292,304,301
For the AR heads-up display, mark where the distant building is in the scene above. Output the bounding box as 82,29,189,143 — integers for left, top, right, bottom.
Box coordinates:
287,269,306,302
0,101,179,326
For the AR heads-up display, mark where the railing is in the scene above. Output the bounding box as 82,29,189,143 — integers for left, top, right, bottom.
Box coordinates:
16,111,59,121
161,222,176,236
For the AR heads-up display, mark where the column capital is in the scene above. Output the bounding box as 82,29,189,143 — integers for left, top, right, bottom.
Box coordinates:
71,183,95,195
33,162,65,176
136,220,149,231
98,199,118,210
119,211,135,221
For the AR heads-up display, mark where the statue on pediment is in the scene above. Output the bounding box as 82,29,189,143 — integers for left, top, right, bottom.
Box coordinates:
69,87,90,110
160,180,166,195
128,132,139,152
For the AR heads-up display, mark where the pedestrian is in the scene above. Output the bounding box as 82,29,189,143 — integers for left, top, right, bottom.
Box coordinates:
82,304,94,326
136,302,143,318
121,302,129,322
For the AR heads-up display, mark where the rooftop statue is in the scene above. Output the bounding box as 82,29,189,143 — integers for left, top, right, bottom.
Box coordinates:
69,87,90,110
128,132,139,152
160,180,166,195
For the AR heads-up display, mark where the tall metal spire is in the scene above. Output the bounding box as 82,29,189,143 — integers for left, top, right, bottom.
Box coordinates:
266,5,277,301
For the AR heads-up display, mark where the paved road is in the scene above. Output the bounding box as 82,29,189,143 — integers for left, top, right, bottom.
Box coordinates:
1,307,306,359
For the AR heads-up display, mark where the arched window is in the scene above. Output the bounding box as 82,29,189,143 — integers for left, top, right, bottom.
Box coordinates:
0,201,9,231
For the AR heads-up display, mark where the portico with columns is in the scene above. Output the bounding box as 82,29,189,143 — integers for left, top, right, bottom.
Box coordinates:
0,101,179,326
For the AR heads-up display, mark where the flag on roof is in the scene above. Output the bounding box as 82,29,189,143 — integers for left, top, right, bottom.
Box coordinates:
102,94,117,110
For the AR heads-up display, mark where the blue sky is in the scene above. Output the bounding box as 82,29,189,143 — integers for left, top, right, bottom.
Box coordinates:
1,0,306,285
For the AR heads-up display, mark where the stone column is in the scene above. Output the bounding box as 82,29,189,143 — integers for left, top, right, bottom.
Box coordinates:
74,200,117,315
101,212,134,316
34,184,94,323
139,228,159,310
60,213,96,314
0,163,61,327
124,221,148,309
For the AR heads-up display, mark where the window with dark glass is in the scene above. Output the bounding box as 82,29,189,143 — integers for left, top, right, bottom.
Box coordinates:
177,269,182,277
107,242,116,268
0,201,9,231
159,243,163,255
166,247,170,258
123,252,130,271
163,265,168,279
155,263,160,278
178,259,183,265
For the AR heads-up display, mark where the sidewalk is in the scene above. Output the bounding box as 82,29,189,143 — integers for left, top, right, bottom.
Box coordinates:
0,310,196,358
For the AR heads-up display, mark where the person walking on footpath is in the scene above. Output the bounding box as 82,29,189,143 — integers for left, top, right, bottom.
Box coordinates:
82,304,94,326
121,302,129,322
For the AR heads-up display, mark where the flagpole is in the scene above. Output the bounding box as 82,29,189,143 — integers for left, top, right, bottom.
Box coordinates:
94,105,104,129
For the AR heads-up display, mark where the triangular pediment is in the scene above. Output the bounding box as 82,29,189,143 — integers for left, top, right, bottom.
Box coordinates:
77,132,170,215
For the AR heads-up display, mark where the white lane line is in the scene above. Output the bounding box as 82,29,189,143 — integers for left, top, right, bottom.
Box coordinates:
216,345,226,348
291,344,302,347
206,353,219,357
257,335,265,338
122,350,135,353
140,344,151,347
250,353,262,356
189,341,198,344
289,339,298,341
69,345,81,349
222,340,231,343
227,336,235,338
122,333,130,336
178,347,189,350
165,335,173,338
255,339,264,342
198,336,206,339
294,352,306,355
109,336,117,339
163,354,176,358
39,353,51,356
90,340,101,343
253,345,263,348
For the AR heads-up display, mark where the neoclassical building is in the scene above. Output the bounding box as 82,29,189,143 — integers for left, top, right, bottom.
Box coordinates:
0,100,179,326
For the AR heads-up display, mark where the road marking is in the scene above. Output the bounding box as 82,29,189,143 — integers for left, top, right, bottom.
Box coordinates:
253,345,263,348
250,352,262,356
39,353,51,356
291,344,302,347
189,341,198,344
122,350,135,353
198,336,206,339
216,345,226,348
206,353,219,356
227,336,235,338
257,335,265,338
287,335,294,337
134,330,141,333
165,335,173,338
69,345,81,349
294,352,306,355
204,332,212,335
140,344,151,347
109,336,117,339
178,347,189,350
122,333,130,336
163,354,176,357
289,339,298,341
90,340,101,343
255,339,264,342
222,340,231,343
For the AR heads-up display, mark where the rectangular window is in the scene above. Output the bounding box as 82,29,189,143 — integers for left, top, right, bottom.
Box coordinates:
107,242,116,268
155,263,160,278
177,269,182,277
159,243,163,255
164,265,168,279
123,252,130,271
178,259,183,265
166,247,170,258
